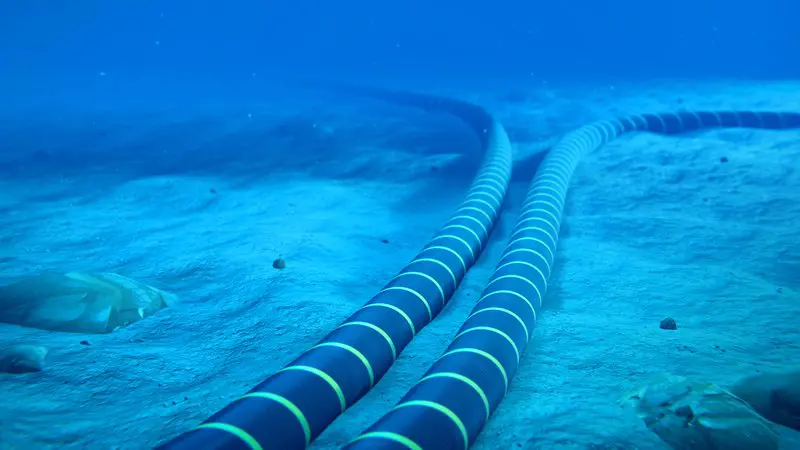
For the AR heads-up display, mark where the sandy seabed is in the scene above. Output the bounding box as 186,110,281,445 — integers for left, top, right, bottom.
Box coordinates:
1,79,799,449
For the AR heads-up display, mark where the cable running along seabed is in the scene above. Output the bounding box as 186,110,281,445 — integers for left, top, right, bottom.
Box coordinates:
346,110,800,450
156,90,514,449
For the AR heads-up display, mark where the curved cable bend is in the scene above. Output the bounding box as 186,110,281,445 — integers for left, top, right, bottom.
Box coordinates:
345,110,800,450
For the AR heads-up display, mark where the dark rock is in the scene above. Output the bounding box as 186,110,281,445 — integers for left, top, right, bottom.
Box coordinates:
660,317,678,330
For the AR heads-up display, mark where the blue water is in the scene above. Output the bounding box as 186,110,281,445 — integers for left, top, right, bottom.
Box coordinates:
3,0,799,106
1,1,799,449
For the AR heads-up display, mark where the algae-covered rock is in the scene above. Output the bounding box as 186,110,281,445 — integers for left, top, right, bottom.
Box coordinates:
729,368,800,432
0,272,176,334
0,344,48,373
620,373,780,449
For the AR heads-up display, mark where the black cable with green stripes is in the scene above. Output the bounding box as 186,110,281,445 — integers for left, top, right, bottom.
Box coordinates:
156,91,514,450
345,110,800,450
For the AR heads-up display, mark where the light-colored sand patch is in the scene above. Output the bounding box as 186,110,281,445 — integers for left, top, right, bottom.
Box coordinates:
0,168,457,448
